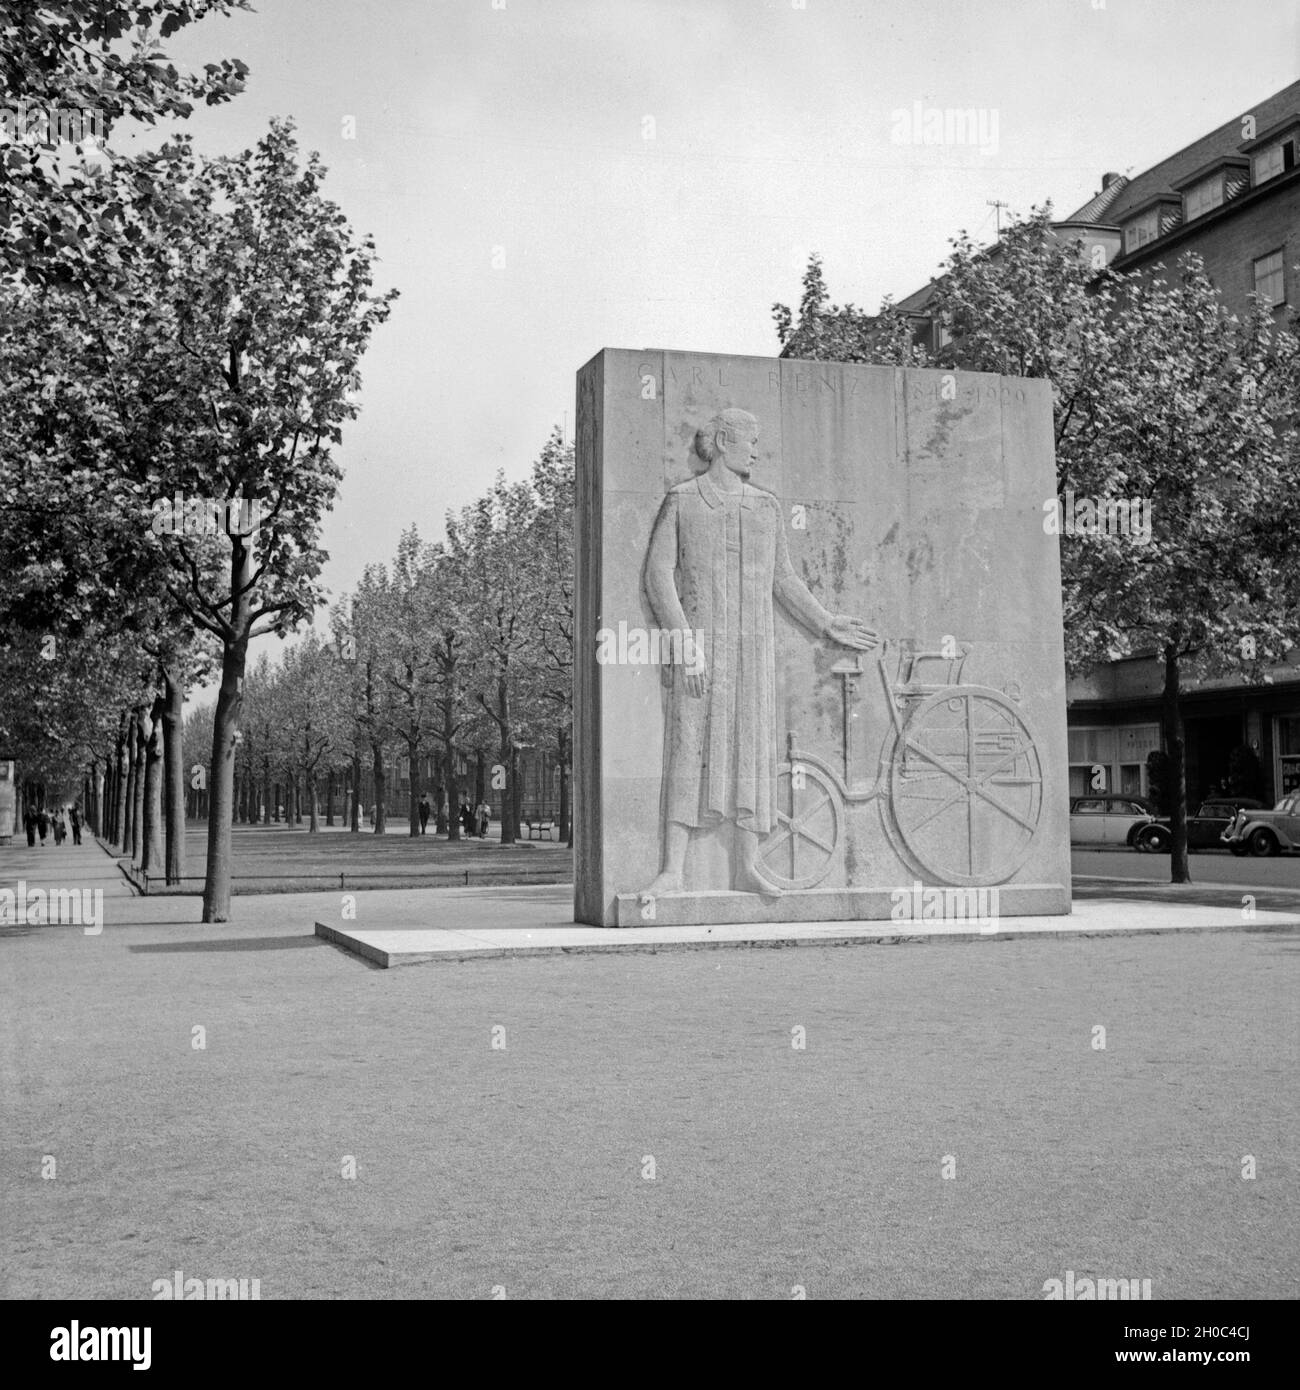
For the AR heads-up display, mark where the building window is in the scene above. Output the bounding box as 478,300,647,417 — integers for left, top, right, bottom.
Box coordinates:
1253,249,1285,307
1253,136,1297,186
1123,209,1160,254
1277,715,1300,796
1185,173,1224,221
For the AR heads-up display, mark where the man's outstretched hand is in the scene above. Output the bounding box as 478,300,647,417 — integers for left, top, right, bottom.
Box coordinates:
826,615,879,650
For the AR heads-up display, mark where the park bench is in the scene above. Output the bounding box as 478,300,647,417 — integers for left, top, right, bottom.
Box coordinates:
523,814,556,840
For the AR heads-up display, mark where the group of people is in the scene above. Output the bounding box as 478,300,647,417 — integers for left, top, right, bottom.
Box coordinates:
23,805,81,847
417,793,491,839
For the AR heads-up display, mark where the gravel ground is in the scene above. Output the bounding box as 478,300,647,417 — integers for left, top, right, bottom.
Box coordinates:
2,863,1296,1300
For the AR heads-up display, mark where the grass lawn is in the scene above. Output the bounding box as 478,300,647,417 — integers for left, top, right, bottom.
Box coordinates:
107,822,572,895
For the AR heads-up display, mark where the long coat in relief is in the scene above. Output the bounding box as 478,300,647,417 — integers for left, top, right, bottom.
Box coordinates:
642,474,834,835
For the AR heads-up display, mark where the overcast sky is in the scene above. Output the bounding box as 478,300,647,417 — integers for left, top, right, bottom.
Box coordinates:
142,0,1298,693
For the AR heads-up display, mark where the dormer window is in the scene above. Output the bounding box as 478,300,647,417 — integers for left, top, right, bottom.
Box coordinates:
1123,208,1160,254
1185,173,1225,221
1118,198,1181,256
1177,158,1251,223
1252,133,1298,186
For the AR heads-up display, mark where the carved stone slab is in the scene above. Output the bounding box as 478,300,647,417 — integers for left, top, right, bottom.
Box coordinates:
575,349,1071,928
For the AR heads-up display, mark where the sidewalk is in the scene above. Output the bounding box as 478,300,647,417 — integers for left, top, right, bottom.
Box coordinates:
5,840,1300,964
0,837,135,909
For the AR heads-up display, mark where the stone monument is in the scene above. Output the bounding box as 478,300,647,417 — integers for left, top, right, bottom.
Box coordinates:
574,349,1071,928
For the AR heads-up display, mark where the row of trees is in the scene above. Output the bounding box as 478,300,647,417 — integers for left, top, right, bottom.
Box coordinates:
1,4,395,918
181,429,575,845
774,218,1300,879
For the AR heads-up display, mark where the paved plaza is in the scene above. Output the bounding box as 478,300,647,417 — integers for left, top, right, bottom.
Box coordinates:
2,842,1296,1299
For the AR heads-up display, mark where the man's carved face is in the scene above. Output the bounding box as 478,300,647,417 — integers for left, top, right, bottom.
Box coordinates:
719,424,759,478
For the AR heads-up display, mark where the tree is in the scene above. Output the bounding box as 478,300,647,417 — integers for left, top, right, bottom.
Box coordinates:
1,0,249,287
98,123,396,919
773,252,928,365
527,428,576,844
375,529,440,837
345,567,398,835
1055,262,1300,879
277,633,341,832
445,472,543,845
425,590,468,841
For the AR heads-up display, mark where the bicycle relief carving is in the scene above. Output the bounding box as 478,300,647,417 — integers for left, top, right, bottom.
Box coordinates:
638,408,1044,901
759,640,1044,892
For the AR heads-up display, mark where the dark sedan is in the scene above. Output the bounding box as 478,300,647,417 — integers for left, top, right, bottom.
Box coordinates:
1188,797,1268,850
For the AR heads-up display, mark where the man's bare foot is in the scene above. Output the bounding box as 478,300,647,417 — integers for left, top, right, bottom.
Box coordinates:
639,871,684,898
733,861,782,898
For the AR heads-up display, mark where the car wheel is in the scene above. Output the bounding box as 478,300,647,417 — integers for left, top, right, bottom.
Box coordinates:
1248,828,1279,858
1134,826,1169,853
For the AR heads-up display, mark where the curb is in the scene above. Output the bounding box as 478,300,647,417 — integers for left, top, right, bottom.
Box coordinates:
314,915,1299,969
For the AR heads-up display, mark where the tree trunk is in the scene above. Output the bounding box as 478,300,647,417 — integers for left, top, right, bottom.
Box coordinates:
201,629,248,922
141,693,165,875
262,762,271,825
497,679,516,845
1163,640,1190,884
475,748,486,807
509,743,522,846
434,764,447,835
114,714,128,844
92,758,104,837
130,711,146,862
371,742,386,834
350,752,361,831
201,532,255,923
121,710,137,851
308,771,320,832
408,737,421,837
446,740,460,842
326,768,335,827
160,669,186,885
559,726,572,848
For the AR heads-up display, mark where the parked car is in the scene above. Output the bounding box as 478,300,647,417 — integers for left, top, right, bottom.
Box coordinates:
1187,797,1267,851
1069,794,1170,852
1221,793,1300,857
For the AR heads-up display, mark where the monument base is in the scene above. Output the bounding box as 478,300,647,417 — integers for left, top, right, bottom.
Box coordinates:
613,882,1069,927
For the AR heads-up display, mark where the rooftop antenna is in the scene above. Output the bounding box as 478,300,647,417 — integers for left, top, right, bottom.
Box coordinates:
987,199,1010,238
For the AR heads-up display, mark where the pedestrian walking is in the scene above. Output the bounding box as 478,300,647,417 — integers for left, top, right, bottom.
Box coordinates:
476,799,490,839
24,809,36,847
70,805,82,845
52,808,66,845
418,792,430,835
460,801,474,837
37,808,48,845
